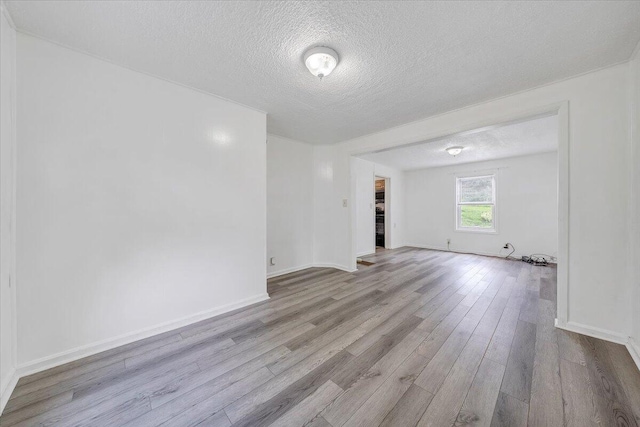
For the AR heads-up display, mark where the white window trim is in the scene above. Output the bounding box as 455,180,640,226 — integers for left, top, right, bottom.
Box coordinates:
455,174,498,234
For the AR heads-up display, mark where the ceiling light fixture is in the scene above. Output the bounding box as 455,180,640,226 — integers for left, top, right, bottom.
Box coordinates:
304,46,339,79
446,146,464,156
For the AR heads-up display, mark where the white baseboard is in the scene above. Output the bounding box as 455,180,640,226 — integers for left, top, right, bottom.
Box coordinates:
312,263,357,273
388,245,405,250
554,318,629,345
627,337,640,371
406,243,502,258
405,243,557,263
0,369,19,414
555,319,640,372
16,293,270,378
267,262,358,279
267,264,313,279
356,251,375,258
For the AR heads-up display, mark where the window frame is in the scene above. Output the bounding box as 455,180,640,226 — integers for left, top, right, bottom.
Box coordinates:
455,174,497,234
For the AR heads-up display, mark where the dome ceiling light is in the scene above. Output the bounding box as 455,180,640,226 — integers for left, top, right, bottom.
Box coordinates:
446,146,464,156
304,47,339,79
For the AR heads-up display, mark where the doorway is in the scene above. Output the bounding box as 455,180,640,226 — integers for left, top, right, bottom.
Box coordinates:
349,103,568,329
374,176,390,249
375,178,385,248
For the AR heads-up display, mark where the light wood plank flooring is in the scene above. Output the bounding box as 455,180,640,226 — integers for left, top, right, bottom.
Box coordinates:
1,248,639,426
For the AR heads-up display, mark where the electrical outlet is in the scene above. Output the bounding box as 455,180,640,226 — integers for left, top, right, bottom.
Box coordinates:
270,257,276,266
342,199,348,208
447,238,451,245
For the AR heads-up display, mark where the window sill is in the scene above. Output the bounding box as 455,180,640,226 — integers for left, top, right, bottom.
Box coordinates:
455,228,498,235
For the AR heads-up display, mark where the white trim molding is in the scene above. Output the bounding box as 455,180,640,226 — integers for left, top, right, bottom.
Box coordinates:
267,264,313,279
554,318,629,345
554,102,570,327
268,263,358,279
628,337,640,371
312,263,358,273
406,244,502,259
11,29,266,117
15,293,270,378
356,251,376,258
0,368,18,414
403,244,559,264
1,1,16,30
554,320,640,372
0,1,18,415
631,37,640,62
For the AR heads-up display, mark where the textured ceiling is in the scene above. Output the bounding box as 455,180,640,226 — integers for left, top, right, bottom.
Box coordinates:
5,1,640,144
357,115,558,171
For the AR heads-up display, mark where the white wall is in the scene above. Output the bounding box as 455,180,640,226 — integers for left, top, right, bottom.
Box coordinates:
316,62,632,340
267,135,314,277
312,144,345,268
0,5,17,412
353,158,375,256
15,34,267,369
405,152,558,259
630,44,640,364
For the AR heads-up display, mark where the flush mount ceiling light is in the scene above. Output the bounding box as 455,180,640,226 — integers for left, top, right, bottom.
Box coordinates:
304,46,339,79
446,146,464,156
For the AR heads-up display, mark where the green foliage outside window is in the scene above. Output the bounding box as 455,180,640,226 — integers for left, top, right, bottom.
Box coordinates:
460,205,493,228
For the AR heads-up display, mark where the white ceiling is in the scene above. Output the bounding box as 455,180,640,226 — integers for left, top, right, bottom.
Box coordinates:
5,1,640,144
357,115,558,171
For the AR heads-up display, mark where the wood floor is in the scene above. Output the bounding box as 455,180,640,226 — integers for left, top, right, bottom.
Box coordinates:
2,248,639,426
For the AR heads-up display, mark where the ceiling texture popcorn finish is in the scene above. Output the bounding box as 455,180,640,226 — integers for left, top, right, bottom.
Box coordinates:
357,115,558,170
6,1,640,144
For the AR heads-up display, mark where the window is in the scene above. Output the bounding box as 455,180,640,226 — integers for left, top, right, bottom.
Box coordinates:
456,175,496,232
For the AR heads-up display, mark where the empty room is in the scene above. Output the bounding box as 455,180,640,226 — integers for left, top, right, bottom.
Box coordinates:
1,1,639,426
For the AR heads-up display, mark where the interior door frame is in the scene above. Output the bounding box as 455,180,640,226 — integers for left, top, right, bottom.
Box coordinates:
374,175,391,249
